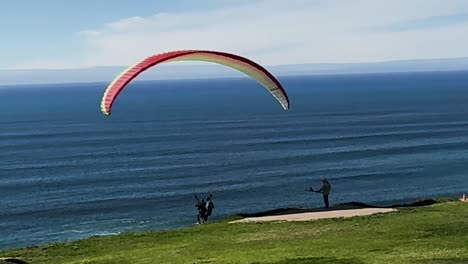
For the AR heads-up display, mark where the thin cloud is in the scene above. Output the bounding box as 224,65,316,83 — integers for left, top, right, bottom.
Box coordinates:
10,0,468,69
375,13,468,32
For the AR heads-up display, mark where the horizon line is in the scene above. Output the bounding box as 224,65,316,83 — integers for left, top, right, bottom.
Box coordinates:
1,69,467,88
2,56,468,71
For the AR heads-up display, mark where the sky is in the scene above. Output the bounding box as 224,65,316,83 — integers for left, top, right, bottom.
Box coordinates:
2,0,468,70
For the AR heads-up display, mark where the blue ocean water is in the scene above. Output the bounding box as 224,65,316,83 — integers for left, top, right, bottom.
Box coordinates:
1,71,468,250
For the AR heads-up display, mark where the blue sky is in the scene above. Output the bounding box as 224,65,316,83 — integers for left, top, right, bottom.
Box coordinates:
2,0,468,69
1,0,247,68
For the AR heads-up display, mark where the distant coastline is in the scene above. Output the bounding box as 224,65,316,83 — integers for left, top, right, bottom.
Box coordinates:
2,57,468,86
2,69,468,89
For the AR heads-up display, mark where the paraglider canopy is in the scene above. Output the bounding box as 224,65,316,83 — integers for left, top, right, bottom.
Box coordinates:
100,50,290,115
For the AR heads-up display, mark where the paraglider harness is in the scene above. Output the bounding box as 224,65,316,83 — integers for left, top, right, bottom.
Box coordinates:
205,195,214,217
194,194,214,223
194,194,207,224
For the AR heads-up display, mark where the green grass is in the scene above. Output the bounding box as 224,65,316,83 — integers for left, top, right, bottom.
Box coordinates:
2,201,468,264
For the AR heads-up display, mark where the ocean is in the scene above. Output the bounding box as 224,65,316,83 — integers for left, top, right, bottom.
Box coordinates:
1,71,468,250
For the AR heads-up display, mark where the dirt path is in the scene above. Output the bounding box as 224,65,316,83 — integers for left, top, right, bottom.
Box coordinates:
230,208,397,223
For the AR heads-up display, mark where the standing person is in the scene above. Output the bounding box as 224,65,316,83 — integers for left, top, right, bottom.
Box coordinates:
204,194,215,222
195,197,206,224
309,179,331,208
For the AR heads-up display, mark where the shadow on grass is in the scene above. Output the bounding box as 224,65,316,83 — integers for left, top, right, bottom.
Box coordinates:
413,258,468,264
419,220,468,238
0,257,28,264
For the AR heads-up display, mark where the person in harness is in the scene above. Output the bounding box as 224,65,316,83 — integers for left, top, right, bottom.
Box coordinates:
204,194,215,222
308,178,331,208
195,197,206,224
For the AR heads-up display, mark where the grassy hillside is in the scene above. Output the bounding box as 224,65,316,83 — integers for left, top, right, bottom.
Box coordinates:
2,201,468,264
